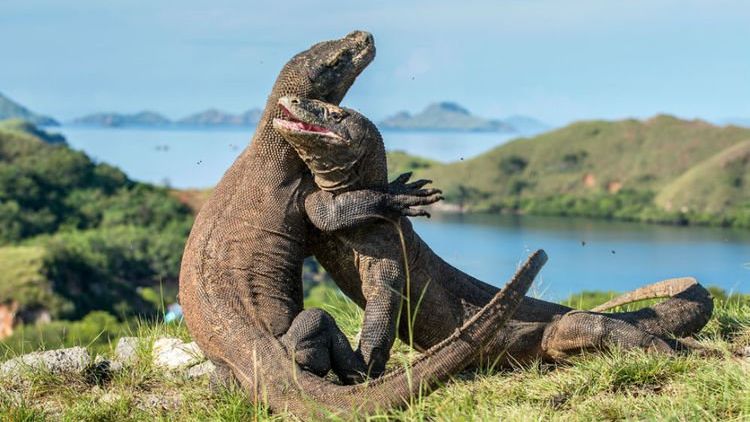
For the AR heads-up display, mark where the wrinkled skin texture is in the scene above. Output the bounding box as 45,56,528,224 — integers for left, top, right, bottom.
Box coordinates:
289,101,715,367
179,31,546,419
273,96,441,376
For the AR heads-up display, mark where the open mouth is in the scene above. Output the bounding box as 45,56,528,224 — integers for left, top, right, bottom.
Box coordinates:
273,104,337,136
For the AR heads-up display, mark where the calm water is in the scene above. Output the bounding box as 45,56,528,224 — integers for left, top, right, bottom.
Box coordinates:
56,126,749,297
58,126,516,189
413,213,750,299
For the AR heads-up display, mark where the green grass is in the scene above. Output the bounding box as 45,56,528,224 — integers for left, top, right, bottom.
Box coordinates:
1,288,749,421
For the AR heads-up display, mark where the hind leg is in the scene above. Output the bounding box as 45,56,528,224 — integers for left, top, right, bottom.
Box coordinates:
542,311,675,361
281,308,368,385
209,360,240,392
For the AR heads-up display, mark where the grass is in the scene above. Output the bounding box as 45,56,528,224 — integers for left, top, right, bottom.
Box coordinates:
1,288,748,421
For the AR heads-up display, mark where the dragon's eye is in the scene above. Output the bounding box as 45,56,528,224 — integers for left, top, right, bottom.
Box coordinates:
329,110,347,122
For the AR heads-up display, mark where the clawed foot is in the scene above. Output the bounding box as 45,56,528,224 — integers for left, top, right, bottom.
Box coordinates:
386,172,443,218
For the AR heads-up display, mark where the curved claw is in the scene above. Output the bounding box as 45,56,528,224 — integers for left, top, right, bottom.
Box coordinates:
389,172,413,188
390,193,443,208
401,208,431,218
410,188,442,197
405,179,433,190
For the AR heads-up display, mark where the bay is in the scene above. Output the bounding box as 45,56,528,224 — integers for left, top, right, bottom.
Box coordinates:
412,213,750,300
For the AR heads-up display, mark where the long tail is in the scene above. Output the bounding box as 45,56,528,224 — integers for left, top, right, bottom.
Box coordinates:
222,249,547,419
592,277,714,338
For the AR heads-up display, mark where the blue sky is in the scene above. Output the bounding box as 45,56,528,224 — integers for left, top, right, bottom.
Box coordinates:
1,0,748,125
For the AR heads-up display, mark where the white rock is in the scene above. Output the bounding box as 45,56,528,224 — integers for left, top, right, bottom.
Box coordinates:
99,391,122,404
186,360,216,379
0,347,91,380
114,337,139,365
152,337,205,370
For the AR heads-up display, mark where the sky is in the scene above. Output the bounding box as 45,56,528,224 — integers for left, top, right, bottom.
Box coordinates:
1,0,749,126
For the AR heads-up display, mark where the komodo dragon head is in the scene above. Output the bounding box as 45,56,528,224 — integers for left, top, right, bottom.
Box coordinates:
272,96,387,191
281,30,376,105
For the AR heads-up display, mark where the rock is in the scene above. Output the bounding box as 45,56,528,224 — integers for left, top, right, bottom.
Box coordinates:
186,360,215,379
114,337,139,365
136,392,182,411
99,391,122,405
0,347,91,380
152,337,205,370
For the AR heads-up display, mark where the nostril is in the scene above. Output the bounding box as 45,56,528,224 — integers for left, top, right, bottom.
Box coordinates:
346,30,373,45
291,99,300,105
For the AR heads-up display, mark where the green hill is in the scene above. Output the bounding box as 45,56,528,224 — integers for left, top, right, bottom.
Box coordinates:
395,115,750,227
655,140,750,220
0,92,58,126
0,122,193,321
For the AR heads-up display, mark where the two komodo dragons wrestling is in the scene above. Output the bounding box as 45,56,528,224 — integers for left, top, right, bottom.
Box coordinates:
179,31,549,419
272,96,715,367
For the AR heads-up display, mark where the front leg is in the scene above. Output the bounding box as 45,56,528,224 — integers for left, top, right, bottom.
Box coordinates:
304,187,442,232
354,243,405,378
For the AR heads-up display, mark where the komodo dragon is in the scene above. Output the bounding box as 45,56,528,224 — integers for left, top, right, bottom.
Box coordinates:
276,99,716,366
272,95,436,377
179,31,548,419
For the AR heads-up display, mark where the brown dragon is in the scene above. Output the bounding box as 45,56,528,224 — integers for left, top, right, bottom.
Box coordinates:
273,97,715,368
273,95,441,377
179,31,548,419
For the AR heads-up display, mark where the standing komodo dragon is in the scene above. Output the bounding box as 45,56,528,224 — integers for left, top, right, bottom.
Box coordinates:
275,98,715,366
273,95,442,377
179,31,548,419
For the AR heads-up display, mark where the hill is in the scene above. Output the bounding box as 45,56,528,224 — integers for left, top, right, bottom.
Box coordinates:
722,118,750,128
177,108,261,126
0,121,193,326
380,102,514,132
71,111,171,127
503,114,550,135
400,115,750,227
0,119,66,144
0,92,58,126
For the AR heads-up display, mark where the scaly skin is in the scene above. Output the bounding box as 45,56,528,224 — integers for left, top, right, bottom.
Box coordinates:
179,31,547,419
272,96,441,377
294,102,715,367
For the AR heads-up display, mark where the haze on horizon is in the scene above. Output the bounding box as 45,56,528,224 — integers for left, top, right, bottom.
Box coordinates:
1,0,748,126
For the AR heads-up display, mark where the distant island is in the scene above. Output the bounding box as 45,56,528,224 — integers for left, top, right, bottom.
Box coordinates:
71,111,171,127
178,108,261,126
70,101,549,133
70,108,262,128
0,92,59,126
379,102,548,135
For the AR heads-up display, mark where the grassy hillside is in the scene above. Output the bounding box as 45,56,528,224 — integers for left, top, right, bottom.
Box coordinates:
401,115,750,227
656,140,750,217
0,122,193,322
